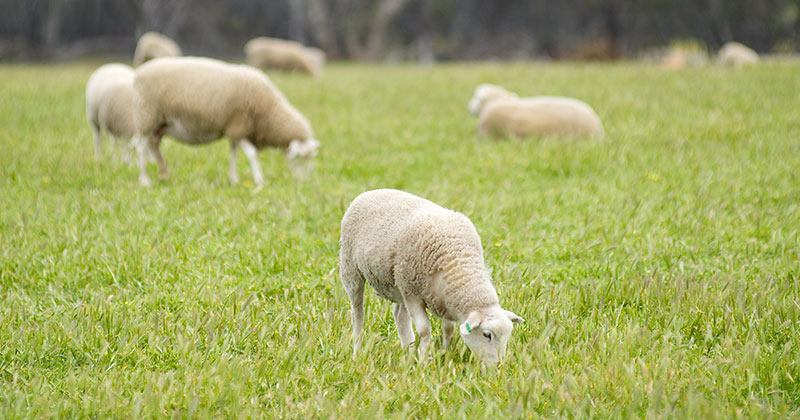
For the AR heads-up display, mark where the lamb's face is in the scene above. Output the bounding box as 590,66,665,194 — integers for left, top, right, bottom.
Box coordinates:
468,84,516,116
459,306,524,367
286,138,320,179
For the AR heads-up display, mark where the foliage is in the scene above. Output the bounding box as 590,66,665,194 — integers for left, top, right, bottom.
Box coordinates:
0,61,799,418
2,0,800,60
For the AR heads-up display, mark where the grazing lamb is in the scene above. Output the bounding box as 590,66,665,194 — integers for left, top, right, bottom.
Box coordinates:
718,42,759,66
339,189,524,366
244,37,324,77
469,84,604,140
85,63,136,161
132,56,320,187
133,32,182,67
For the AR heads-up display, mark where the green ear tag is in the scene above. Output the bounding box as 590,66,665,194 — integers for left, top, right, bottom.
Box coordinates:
465,323,472,333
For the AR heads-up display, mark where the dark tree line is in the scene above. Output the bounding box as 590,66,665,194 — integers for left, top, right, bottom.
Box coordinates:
1,0,799,61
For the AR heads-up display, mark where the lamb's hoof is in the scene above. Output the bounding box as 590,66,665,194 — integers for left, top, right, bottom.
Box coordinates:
158,171,169,181
139,175,152,187
228,175,240,185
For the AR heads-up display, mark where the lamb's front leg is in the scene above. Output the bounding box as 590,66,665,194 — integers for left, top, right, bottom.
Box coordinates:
404,297,432,357
239,139,264,186
149,136,168,180
442,319,455,349
392,303,415,348
135,135,151,187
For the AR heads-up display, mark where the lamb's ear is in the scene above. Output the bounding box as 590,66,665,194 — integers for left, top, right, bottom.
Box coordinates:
505,310,524,324
459,311,483,335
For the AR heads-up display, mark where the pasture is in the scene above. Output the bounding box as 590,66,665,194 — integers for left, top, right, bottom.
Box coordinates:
0,61,798,418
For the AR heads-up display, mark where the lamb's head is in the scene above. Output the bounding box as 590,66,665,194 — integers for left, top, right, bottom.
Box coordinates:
286,138,320,179
459,305,523,367
468,84,517,116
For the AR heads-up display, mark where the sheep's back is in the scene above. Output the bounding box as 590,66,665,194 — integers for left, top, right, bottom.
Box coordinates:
482,96,603,139
134,57,279,130
341,190,483,302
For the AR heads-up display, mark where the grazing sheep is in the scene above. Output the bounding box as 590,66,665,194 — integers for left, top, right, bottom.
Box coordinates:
469,84,604,140
244,37,324,77
132,56,320,187
133,32,182,67
340,189,524,366
85,63,136,161
718,42,759,66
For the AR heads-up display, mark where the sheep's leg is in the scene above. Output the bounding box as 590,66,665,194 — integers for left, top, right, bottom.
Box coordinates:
228,142,240,184
135,136,151,187
404,297,432,357
149,136,169,180
392,302,415,348
112,136,132,164
108,134,119,161
442,319,455,349
239,140,264,186
340,262,365,358
91,123,102,161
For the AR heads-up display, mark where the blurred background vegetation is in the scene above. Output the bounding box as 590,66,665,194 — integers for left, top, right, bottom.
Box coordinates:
1,0,799,61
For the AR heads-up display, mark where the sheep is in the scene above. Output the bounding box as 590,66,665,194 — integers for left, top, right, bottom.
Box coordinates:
718,42,759,66
339,189,524,366
133,32,182,67
85,63,136,161
132,56,320,187
469,84,604,140
244,37,324,77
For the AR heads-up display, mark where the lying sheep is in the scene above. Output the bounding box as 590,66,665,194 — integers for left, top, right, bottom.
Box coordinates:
469,84,604,140
339,189,524,366
718,42,759,66
132,56,320,187
85,63,136,161
133,32,182,67
244,37,324,77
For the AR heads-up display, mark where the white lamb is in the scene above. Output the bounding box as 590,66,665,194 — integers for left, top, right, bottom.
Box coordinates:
469,84,604,140
339,189,524,366
133,32,182,67
718,42,759,66
244,37,325,77
85,63,136,161
132,56,320,187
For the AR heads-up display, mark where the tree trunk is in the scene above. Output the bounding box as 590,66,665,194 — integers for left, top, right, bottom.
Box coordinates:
305,0,340,56
363,0,412,59
42,0,65,51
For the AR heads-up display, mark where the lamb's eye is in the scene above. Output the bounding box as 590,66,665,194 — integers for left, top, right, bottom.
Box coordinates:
483,332,492,341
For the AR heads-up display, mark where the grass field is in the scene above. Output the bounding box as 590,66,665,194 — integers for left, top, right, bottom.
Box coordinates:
1,60,799,418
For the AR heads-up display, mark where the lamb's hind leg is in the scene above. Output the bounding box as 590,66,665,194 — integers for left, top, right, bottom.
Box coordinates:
228,141,240,184
340,261,365,359
392,302,415,348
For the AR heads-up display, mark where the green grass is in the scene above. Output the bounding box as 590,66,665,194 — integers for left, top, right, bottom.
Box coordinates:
1,60,799,419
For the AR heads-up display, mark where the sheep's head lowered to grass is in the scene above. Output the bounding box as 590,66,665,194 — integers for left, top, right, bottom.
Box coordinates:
459,305,524,366
286,138,320,179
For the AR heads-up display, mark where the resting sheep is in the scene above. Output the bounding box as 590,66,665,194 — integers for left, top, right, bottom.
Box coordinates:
718,42,759,66
133,32,182,67
85,63,136,161
244,37,325,77
132,56,320,187
339,189,523,366
469,84,604,140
